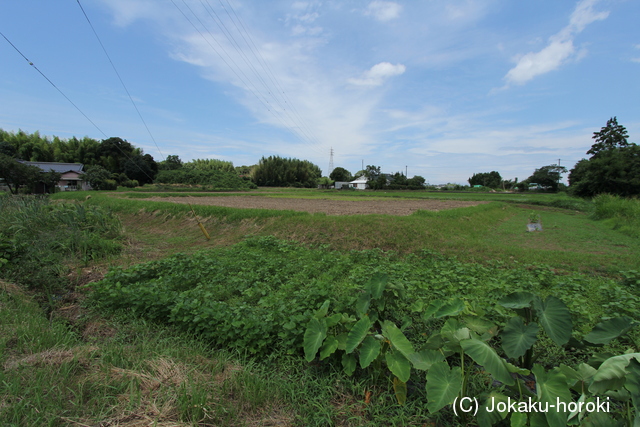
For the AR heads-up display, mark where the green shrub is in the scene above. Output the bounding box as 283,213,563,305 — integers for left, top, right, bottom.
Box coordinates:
155,169,256,189
592,194,640,236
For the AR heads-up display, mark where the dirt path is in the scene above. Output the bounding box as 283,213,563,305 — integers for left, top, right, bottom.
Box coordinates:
142,196,488,216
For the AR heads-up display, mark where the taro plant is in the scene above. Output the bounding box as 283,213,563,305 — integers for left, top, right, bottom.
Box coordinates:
479,293,640,427
419,299,516,417
304,276,517,409
498,292,573,369
498,292,639,370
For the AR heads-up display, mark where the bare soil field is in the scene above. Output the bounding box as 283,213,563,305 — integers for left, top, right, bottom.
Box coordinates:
142,195,488,216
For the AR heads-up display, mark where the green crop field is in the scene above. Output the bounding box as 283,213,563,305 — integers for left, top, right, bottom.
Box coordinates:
2,189,639,426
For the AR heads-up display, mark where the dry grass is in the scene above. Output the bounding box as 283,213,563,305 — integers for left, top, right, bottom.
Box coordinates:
3,345,99,370
0,279,24,296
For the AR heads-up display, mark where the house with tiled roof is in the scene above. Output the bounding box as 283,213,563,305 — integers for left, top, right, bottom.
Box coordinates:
20,161,91,191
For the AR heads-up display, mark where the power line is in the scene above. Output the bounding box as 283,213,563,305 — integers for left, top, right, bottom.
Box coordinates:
171,0,325,156
0,30,108,139
0,31,156,184
216,0,325,149
76,0,165,161
193,0,324,154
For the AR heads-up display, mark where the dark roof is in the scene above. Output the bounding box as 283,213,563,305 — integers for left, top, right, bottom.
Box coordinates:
20,161,84,174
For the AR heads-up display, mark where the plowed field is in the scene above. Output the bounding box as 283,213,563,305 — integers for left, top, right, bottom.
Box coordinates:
143,196,488,216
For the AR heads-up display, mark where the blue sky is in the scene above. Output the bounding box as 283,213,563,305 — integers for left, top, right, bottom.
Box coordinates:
1,0,638,184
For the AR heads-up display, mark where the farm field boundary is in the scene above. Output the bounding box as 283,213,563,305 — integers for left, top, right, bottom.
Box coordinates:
52,191,639,274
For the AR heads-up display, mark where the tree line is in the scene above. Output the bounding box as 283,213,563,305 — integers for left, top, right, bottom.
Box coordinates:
465,117,638,197
2,117,637,197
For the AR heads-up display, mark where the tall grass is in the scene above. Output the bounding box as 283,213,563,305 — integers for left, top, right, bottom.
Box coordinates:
592,194,640,237
0,195,123,307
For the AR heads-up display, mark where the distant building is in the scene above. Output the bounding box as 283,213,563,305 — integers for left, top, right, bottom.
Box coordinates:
349,176,369,190
334,181,351,189
21,161,91,192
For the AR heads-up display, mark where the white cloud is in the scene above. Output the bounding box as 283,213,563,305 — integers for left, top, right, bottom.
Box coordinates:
632,44,640,63
567,0,609,33
100,0,169,26
505,37,575,85
504,0,608,86
348,62,406,86
364,1,402,22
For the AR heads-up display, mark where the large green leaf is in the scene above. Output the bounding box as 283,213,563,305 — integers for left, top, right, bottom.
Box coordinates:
423,300,446,320
326,313,342,328
382,320,415,359
498,292,534,309
359,335,381,368
393,377,407,405
510,411,527,427
476,391,510,427
589,352,640,394
426,361,462,413
319,335,338,360
461,338,514,386
532,364,571,427
580,412,620,427
408,349,444,371
625,359,640,427
463,316,498,337
385,350,411,382
434,298,466,318
314,299,330,319
355,293,371,318
501,317,539,359
303,317,327,362
366,273,388,299
345,316,371,354
533,296,572,346
584,316,638,345
440,318,470,353
342,352,356,376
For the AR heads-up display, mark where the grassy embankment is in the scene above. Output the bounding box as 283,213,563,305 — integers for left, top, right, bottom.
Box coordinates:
1,190,638,426
54,190,637,274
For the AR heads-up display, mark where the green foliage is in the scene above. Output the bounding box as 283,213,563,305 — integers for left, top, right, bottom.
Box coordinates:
123,153,157,184
251,155,322,187
468,171,502,189
329,167,352,182
497,292,574,368
154,168,256,189
317,176,333,187
0,129,158,185
587,116,630,157
183,158,235,172
0,154,43,194
590,194,640,237
569,118,640,197
158,154,183,170
0,196,123,310
83,165,114,190
525,164,567,192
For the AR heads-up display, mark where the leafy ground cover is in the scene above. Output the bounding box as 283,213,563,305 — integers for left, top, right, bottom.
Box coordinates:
2,190,639,425
89,236,639,353
87,237,640,425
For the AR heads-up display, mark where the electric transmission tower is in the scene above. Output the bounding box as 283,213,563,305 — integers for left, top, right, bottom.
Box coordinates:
328,147,334,176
